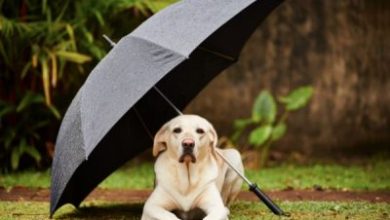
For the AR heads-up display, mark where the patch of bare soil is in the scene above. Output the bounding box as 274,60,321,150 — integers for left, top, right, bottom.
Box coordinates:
1,187,389,203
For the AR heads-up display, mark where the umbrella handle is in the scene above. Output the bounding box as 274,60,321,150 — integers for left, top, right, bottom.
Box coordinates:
249,183,289,216
215,150,288,216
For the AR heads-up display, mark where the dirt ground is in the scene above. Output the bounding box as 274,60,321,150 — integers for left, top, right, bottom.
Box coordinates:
1,187,389,203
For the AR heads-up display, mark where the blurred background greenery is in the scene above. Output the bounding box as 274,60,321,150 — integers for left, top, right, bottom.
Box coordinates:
0,0,176,172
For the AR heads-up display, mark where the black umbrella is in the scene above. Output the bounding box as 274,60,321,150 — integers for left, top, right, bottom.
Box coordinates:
50,0,285,216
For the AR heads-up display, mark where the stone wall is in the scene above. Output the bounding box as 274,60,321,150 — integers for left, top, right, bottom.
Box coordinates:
185,0,390,154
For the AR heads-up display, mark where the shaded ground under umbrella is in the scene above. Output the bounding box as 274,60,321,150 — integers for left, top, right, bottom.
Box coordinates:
50,0,284,216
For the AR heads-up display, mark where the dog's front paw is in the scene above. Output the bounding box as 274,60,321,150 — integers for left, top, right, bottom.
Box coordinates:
203,207,229,220
142,214,180,220
203,217,228,220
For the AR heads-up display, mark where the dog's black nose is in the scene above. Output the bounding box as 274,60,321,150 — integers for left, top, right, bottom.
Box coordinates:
182,138,195,148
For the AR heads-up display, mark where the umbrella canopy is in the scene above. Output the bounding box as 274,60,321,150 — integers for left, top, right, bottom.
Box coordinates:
50,0,284,215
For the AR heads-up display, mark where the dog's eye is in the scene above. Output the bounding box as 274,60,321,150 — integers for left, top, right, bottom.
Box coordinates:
173,127,182,133
196,128,205,134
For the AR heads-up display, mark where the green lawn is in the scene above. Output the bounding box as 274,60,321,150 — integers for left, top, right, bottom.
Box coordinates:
1,160,389,191
0,200,388,220
1,159,389,219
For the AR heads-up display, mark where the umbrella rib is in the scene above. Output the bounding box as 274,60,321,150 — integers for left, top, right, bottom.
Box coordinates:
133,107,154,140
130,35,189,58
197,46,236,62
102,35,181,139
102,34,116,47
153,86,183,116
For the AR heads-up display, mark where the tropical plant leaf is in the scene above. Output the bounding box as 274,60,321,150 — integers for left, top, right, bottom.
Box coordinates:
230,130,241,144
11,139,42,170
230,118,254,142
4,130,16,150
133,2,150,16
271,122,287,141
42,0,48,14
279,86,314,111
45,6,53,31
0,105,14,118
49,52,58,87
233,118,255,130
41,58,51,106
146,0,178,13
21,62,32,79
11,145,21,170
54,0,70,22
56,50,92,63
32,54,38,68
0,40,9,65
252,90,277,124
91,45,106,59
66,24,76,50
81,27,94,44
31,120,50,130
48,105,61,119
16,92,45,112
249,125,272,148
23,145,42,164
57,57,65,78
92,10,105,26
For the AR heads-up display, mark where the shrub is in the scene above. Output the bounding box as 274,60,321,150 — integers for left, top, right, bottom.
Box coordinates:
0,0,175,172
231,86,314,168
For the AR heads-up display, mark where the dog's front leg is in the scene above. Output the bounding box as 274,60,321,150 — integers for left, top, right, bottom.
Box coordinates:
141,189,180,220
198,185,229,220
141,204,180,220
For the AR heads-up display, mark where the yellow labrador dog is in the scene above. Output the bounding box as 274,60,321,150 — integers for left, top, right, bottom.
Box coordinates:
141,115,243,220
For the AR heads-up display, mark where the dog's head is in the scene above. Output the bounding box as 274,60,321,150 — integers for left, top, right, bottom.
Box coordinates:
153,115,217,163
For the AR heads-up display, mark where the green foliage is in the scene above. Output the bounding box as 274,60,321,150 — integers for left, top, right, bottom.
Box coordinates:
249,125,272,147
271,122,286,141
252,91,276,123
0,0,176,172
0,93,55,172
11,138,41,170
279,86,314,111
231,86,314,167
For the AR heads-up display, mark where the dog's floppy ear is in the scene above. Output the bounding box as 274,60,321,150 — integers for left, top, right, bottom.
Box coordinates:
153,125,168,157
207,125,218,149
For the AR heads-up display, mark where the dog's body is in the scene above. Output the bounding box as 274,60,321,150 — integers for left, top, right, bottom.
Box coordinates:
141,115,243,220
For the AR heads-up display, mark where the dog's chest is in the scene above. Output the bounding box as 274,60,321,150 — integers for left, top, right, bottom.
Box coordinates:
157,160,219,211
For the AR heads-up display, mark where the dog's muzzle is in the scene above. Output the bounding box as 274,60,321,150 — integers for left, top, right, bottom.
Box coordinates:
179,138,196,163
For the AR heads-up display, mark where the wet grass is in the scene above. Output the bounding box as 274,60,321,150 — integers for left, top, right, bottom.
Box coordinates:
246,160,390,191
0,200,389,220
1,160,389,191
230,201,390,220
0,169,51,189
99,163,155,189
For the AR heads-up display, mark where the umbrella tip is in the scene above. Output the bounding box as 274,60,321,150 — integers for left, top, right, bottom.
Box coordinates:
102,34,116,47
49,206,55,218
